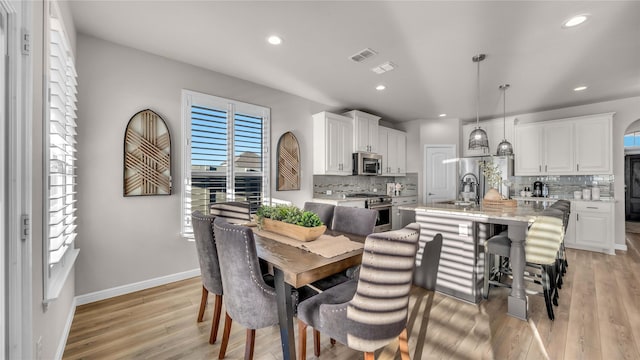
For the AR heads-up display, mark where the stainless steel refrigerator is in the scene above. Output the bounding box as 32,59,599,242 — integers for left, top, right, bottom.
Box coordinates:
458,156,514,203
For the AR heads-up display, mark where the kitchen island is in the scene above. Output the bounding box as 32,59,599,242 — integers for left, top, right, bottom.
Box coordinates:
400,201,550,320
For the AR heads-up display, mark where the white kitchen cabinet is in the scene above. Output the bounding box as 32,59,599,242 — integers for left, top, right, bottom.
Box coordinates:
514,113,613,176
566,201,614,254
462,117,515,157
575,114,613,174
391,196,417,230
343,110,380,153
379,126,407,176
312,111,354,175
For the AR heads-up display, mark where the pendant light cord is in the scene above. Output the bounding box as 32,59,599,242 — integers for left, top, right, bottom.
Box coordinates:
503,86,506,139
476,58,480,128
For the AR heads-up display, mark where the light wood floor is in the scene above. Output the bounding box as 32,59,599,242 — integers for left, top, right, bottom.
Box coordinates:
63,233,640,360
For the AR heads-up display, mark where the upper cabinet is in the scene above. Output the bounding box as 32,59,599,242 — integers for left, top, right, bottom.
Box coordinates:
312,111,354,175
379,126,407,176
514,113,613,176
343,110,380,153
462,117,515,157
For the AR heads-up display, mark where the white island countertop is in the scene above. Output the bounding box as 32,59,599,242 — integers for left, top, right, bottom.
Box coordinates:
398,201,551,222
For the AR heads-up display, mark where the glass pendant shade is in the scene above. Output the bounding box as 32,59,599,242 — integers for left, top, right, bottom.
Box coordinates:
496,83,514,156
468,54,489,150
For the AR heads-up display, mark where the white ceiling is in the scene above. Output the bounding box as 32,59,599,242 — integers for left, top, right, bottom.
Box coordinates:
68,1,640,123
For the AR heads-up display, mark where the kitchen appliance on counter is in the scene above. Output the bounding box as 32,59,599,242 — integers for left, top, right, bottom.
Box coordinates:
533,181,543,197
458,156,514,203
345,193,392,232
352,152,382,176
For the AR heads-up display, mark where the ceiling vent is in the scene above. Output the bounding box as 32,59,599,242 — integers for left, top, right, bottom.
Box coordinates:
349,48,377,63
371,61,397,74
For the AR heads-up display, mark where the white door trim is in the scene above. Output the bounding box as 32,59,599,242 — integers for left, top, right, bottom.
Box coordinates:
1,0,32,358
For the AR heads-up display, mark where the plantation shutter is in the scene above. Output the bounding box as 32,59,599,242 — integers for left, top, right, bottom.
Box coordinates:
45,2,79,301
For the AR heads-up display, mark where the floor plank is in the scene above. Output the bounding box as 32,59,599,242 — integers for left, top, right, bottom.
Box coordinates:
63,231,640,359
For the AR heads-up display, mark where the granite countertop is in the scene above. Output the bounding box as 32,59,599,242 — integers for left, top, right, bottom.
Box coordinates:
399,201,550,222
510,196,616,203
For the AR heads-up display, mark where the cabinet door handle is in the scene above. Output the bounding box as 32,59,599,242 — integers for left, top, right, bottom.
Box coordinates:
577,164,580,171
539,165,541,172
577,214,579,221
398,167,400,173
587,206,598,209
545,165,547,172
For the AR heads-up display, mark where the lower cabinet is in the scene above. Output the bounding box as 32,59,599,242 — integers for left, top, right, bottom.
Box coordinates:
392,196,417,230
565,201,614,254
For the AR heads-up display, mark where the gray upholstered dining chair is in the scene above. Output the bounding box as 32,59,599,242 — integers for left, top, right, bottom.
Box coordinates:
212,217,278,360
303,202,336,229
296,223,421,360
191,211,223,344
210,201,251,223
310,206,378,291
331,206,377,236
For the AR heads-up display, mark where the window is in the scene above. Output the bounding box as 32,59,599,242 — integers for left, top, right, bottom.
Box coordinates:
43,1,79,302
624,132,640,147
181,90,270,238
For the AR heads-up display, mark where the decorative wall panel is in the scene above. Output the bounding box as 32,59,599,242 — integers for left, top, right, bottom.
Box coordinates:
276,131,300,191
124,109,171,196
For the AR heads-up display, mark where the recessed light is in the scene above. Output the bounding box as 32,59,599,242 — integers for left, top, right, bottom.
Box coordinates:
375,85,386,91
267,35,282,45
563,14,589,28
574,86,588,92
439,113,447,117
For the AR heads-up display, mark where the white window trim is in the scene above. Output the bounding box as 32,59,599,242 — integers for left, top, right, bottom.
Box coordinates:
181,89,270,239
2,0,33,358
42,0,78,304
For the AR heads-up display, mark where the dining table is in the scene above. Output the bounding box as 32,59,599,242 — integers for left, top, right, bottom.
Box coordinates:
252,228,366,360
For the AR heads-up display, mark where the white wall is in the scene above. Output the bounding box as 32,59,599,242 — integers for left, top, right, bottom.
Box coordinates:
74,34,329,296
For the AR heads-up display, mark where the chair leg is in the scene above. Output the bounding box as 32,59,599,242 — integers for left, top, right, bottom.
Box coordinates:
314,330,321,356
398,328,410,360
541,269,555,321
198,286,208,322
483,251,491,299
209,294,223,344
298,320,307,360
245,329,255,360
218,313,233,359
364,352,375,360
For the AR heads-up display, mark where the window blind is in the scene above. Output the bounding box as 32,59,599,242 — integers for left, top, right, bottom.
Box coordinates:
44,2,79,301
181,91,270,239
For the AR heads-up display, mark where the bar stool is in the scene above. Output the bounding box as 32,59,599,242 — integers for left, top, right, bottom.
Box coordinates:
483,230,511,299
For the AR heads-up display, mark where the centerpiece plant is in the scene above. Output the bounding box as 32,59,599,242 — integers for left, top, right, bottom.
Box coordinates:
255,204,326,242
255,204,323,227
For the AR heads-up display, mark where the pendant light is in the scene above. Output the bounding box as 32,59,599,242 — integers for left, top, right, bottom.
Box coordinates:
468,54,489,150
497,84,514,156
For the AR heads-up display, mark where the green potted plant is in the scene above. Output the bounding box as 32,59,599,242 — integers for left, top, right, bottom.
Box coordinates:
255,204,326,241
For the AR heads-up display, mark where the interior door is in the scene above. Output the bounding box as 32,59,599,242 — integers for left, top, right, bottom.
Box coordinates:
425,145,457,204
625,154,640,220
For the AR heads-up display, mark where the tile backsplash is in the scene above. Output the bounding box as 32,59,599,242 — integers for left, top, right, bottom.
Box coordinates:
313,173,419,198
510,175,614,199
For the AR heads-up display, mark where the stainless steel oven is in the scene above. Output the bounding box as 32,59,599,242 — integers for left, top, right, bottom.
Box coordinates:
366,196,392,232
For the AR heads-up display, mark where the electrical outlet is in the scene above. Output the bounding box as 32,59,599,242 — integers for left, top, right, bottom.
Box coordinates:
36,336,43,360
326,190,332,195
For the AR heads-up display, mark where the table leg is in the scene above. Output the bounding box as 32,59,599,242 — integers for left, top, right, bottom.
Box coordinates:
507,223,528,320
274,267,296,360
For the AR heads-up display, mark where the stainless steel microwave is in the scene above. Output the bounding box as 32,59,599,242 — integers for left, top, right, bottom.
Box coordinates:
352,152,382,175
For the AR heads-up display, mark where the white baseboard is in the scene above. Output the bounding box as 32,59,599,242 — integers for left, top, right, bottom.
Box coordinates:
75,268,201,306
615,243,628,252
55,297,77,360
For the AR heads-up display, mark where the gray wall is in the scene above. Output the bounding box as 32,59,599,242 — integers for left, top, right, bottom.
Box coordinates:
74,34,329,296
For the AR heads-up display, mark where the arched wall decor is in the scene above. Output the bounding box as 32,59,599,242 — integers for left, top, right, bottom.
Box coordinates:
276,131,300,191
123,109,172,196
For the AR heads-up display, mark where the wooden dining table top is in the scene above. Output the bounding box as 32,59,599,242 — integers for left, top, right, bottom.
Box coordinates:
253,229,365,289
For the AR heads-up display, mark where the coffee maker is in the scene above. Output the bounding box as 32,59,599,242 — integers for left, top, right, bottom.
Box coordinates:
533,181,543,197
